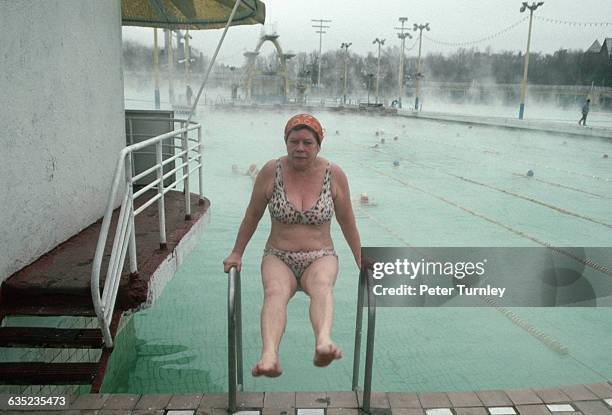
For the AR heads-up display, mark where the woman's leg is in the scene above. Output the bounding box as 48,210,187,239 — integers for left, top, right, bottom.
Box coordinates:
300,255,341,367
253,255,298,377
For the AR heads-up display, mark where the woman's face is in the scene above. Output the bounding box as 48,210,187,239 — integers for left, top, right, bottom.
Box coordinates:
286,128,319,168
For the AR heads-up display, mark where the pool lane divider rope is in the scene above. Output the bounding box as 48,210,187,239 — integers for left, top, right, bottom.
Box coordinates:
354,205,571,356
482,297,569,355
355,204,414,247
445,173,612,229
510,173,606,199
375,144,612,229
358,161,612,278
442,151,606,199
405,133,612,183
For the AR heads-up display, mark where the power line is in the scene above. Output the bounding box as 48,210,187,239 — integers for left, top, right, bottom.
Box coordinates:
424,16,528,47
535,15,612,26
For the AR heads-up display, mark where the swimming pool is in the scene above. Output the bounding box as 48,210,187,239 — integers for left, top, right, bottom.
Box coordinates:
101,107,612,393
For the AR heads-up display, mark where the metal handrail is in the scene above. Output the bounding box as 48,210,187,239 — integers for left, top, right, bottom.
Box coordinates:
227,266,244,414
225,263,377,414
91,121,203,348
352,265,377,413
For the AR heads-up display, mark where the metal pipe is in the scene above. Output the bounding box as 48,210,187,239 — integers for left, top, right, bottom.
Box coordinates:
128,204,138,274
182,130,191,220
134,193,162,216
132,163,162,184
126,155,137,274
198,127,204,203
228,266,238,413
236,268,244,390
352,267,365,390
363,268,377,414
186,0,244,126
133,177,162,200
162,159,189,181
106,222,132,322
161,173,189,195
156,142,167,249
102,196,131,309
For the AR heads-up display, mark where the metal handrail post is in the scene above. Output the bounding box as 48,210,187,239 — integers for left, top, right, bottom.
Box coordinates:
362,271,377,414
197,126,204,204
352,267,366,390
182,129,191,220
228,266,238,413
125,154,138,274
236,268,244,390
156,142,167,249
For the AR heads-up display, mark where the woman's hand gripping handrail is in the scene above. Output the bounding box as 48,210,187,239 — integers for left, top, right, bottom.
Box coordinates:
227,265,244,414
352,257,377,414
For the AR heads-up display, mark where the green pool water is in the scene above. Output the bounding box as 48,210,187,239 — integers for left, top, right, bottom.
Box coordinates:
101,107,612,393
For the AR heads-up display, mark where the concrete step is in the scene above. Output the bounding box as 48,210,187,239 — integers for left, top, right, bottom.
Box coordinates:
0,327,103,348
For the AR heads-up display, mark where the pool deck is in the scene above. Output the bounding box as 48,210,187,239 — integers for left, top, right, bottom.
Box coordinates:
0,190,210,314
399,110,612,140
210,102,612,140
6,382,612,414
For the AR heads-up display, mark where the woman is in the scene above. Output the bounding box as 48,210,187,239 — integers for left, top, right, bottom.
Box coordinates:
223,113,361,378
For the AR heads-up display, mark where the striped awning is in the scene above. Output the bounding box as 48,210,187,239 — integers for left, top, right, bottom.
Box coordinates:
122,0,265,29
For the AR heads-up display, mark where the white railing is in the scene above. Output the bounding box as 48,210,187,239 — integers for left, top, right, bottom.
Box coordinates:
91,118,203,347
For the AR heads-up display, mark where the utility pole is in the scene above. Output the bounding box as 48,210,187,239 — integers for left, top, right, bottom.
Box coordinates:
341,42,352,105
165,29,175,105
395,17,412,108
153,28,160,109
312,19,331,89
372,38,385,104
181,30,194,106
518,1,544,120
413,23,430,111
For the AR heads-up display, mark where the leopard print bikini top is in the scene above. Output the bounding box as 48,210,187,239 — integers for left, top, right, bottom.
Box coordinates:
268,158,334,226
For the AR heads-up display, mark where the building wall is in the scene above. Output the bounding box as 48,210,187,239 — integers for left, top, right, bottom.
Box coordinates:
0,0,125,282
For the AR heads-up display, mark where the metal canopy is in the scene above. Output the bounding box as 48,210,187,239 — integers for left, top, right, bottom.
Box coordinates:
122,0,265,29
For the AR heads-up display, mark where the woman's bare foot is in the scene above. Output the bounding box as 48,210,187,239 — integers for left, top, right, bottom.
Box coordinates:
313,342,343,367
252,352,283,377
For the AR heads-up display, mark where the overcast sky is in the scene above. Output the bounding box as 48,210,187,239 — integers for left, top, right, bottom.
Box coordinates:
122,0,612,66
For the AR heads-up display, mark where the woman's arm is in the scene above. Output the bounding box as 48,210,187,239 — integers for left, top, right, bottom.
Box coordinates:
223,161,274,272
331,164,361,268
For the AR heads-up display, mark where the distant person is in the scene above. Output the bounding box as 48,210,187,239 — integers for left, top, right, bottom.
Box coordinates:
578,98,590,126
246,163,259,179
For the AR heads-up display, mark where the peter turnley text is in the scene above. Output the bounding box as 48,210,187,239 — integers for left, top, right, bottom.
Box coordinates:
372,284,506,298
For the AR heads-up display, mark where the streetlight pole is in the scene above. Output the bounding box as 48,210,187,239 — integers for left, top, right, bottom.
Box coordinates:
367,73,374,104
312,19,332,89
413,23,429,111
518,1,544,120
395,17,412,108
341,42,352,105
372,38,386,104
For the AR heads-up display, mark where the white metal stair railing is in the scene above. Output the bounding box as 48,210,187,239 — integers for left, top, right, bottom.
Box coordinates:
91,120,203,348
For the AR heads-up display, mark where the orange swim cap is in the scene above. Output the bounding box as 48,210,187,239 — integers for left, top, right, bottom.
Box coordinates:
284,113,324,144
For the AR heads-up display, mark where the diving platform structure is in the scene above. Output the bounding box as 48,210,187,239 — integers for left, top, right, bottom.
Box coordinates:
243,26,296,102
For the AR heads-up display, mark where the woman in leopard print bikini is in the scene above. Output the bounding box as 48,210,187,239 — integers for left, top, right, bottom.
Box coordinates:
223,113,361,378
